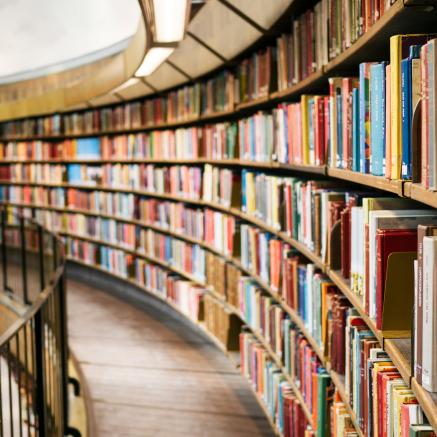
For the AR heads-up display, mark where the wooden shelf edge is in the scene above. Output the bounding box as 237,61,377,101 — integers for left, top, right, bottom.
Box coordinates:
384,338,412,386
411,378,437,431
327,168,403,195
410,183,437,209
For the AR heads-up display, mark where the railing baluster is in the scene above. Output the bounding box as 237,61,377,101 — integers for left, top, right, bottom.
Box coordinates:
34,311,47,437
23,323,31,437
0,347,4,437
1,209,8,294
19,217,29,305
37,225,45,292
15,334,23,437
7,343,14,437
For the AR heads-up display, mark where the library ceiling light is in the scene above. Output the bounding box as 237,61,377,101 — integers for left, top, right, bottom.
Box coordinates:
135,46,175,77
112,78,141,92
136,0,190,76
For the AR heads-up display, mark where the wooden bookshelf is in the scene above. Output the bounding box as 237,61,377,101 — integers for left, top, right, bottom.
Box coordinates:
2,0,437,433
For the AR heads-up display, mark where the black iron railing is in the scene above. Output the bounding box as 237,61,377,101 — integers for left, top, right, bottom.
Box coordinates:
0,207,69,437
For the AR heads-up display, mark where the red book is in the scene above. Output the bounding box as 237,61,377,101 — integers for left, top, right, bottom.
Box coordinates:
314,96,325,166
400,401,419,437
375,229,417,329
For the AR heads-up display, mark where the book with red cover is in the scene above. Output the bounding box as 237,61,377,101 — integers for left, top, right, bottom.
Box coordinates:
400,401,419,437
375,228,417,329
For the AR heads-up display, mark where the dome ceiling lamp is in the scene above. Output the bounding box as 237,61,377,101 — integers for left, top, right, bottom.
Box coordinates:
136,0,191,77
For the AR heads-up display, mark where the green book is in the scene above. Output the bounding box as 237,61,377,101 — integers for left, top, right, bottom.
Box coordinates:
317,372,332,437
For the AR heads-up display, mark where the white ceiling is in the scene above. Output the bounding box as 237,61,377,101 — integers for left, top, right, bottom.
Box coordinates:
0,0,141,82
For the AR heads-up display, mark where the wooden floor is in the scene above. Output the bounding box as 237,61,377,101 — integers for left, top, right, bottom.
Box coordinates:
67,279,275,437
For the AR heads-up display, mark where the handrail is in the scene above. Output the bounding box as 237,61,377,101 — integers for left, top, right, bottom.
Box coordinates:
0,206,70,437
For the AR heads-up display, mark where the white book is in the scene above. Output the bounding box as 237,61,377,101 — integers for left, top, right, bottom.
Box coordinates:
350,206,362,292
422,236,437,392
414,259,419,375
387,379,406,437
367,210,437,320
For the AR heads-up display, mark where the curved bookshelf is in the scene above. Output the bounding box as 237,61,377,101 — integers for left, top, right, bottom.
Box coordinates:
2,0,437,434
5,190,437,432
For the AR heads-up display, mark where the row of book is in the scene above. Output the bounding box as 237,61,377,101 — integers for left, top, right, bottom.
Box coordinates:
0,123,237,161
35,209,208,282
0,185,237,256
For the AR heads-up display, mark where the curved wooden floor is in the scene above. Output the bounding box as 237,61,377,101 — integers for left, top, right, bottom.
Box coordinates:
67,278,275,437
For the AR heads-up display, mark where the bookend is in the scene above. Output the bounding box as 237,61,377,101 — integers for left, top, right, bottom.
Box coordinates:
328,220,342,270
227,314,242,351
381,251,416,338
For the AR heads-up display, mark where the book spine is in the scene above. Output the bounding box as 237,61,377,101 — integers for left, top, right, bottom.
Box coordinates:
352,87,360,172
416,226,427,384
401,58,412,180
422,236,437,392
359,63,372,173
431,41,437,190
390,36,402,179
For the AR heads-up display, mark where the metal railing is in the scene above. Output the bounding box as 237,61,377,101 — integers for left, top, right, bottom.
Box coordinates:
0,206,69,437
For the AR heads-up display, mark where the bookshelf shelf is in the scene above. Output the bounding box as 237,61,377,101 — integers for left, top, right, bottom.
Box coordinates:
326,168,404,196
409,183,437,209
270,70,326,102
411,378,437,432
384,338,412,386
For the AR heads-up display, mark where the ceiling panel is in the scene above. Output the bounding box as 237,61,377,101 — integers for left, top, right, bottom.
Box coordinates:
188,0,261,61
88,93,121,107
145,63,187,91
225,0,292,29
168,35,222,79
115,80,153,100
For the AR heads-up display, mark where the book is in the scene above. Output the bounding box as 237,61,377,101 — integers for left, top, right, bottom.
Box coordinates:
422,236,437,392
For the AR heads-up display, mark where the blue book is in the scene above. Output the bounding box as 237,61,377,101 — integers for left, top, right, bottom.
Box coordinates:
359,63,373,173
352,88,360,172
67,164,82,183
249,117,255,160
401,58,411,179
401,45,421,180
336,92,343,169
370,63,386,176
241,169,247,211
76,137,100,159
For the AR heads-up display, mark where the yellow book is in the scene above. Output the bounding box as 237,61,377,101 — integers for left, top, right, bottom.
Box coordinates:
392,388,415,437
372,362,395,436
300,95,313,165
245,171,255,215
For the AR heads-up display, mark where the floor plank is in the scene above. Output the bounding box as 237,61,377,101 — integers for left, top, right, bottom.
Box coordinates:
67,279,274,437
